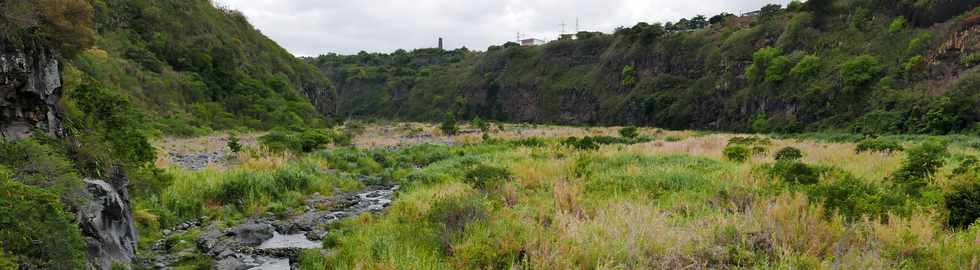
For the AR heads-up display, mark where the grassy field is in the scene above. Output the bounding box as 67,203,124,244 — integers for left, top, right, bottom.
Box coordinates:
141,123,980,269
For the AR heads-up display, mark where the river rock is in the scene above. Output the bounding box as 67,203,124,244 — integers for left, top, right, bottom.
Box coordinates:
234,222,276,246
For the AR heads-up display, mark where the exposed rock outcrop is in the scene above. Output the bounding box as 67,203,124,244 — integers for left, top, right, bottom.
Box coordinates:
0,46,64,140
78,167,139,269
1,46,138,269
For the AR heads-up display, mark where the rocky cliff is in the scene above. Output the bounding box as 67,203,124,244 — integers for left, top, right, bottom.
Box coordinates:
78,166,139,270
0,46,138,269
0,45,64,140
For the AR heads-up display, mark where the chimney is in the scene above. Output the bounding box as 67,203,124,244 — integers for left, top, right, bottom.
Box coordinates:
438,37,443,50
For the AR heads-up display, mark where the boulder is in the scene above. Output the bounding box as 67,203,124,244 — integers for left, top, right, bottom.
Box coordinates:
77,167,138,269
234,223,275,246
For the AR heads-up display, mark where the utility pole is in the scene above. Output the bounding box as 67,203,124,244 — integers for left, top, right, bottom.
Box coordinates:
560,21,567,34
576,17,580,32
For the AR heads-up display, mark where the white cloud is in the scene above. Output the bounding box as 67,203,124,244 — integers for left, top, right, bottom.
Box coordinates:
216,0,793,56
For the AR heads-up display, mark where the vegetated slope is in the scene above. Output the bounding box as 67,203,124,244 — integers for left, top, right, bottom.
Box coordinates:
309,0,980,134
2,1,334,266
72,0,334,135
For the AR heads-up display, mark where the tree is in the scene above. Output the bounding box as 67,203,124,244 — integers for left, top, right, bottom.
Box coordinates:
68,82,156,174
690,15,709,29
440,112,459,136
746,47,781,83
709,13,735,25
622,65,637,88
839,55,883,93
790,55,821,80
759,4,783,20
0,0,94,56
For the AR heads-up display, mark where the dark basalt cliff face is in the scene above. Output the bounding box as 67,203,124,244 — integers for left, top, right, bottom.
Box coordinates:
1,46,138,269
0,45,64,140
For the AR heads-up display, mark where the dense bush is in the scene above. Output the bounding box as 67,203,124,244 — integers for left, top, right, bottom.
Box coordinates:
855,138,904,153
227,134,243,153
952,156,979,176
68,82,156,170
774,147,804,162
839,55,883,93
619,126,639,139
0,178,87,270
723,145,752,162
0,139,86,206
471,117,489,133
770,161,823,184
807,172,905,221
945,181,980,229
259,128,350,153
563,137,601,151
462,163,511,190
0,0,94,56
440,112,460,136
891,140,948,195
889,16,908,33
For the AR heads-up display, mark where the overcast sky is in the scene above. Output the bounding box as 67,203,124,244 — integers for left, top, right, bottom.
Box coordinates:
215,0,793,56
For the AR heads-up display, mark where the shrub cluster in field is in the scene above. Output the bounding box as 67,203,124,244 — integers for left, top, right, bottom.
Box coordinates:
561,128,653,151
723,136,771,162
259,127,353,153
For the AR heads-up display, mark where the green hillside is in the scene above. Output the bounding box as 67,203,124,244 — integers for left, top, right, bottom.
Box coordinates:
309,0,980,135
73,0,334,135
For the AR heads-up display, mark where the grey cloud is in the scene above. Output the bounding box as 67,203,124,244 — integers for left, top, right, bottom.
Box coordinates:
218,0,794,56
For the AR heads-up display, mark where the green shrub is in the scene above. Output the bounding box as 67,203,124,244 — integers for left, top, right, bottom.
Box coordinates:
622,65,637,88
891,140,948,195
463,164,511,190
0,139,86,206
770,161,823,184
472,117,489,133
790,55,821,80
68,82,156,168
904,55,926,75
723,145,752,162
727,137,772,147
856,138,904,153
945,181,980,229
227,134,243,153
259,128,342,153
747,47,781,83
774,147,804,162
952,156,979,176
0,178,87,270
619,126,639,139
888,16,907,33
765,56,793,83
839,55,883,92
440,112,459,136
562,137,600,151
807,172,905,221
